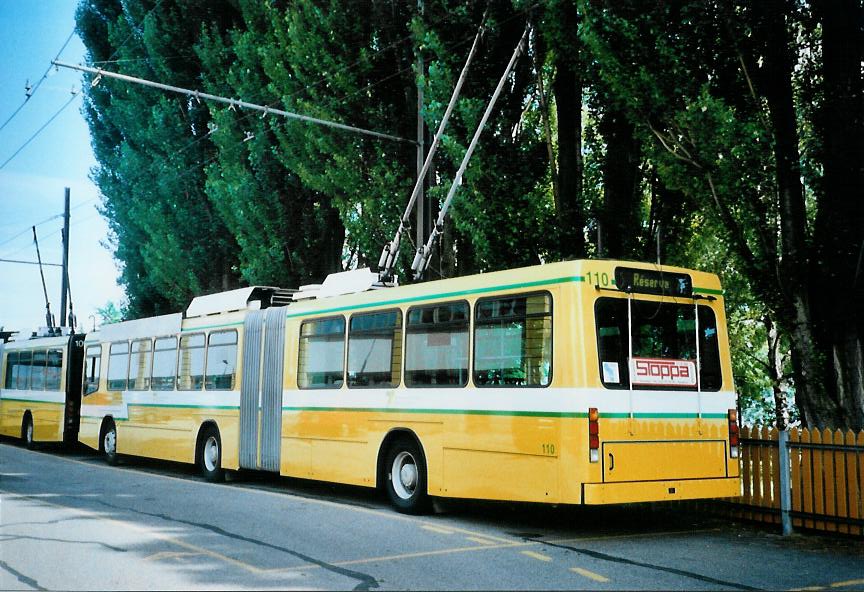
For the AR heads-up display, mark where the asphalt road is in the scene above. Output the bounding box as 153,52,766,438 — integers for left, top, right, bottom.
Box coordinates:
1,439,862,591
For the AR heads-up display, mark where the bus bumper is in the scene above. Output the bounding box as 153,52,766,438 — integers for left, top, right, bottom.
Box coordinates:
582,477,741,505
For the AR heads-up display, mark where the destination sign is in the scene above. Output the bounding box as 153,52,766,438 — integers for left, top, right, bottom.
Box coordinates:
614,267,692,297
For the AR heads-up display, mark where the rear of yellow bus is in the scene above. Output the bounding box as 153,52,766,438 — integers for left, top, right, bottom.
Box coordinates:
574,261,740,504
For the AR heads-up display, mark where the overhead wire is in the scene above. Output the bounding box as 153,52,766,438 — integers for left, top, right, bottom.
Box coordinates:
0,30,75,133
0,93,80,171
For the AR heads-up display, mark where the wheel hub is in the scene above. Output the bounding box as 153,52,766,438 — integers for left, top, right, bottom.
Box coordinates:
391,451,418,499
204,436,219,471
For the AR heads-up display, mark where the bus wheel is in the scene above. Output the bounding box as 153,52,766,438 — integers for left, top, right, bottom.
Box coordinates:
102,420,119,466
384,437,430,514
22,414,35,450
197,425,223,483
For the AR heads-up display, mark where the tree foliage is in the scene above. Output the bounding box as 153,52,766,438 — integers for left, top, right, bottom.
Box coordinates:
76,0,864,428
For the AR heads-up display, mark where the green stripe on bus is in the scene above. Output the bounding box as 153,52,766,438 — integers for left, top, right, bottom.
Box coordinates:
694,287,724,296
127,403,239,410
0,397,64,405
280,407,729,420
283,276,585,319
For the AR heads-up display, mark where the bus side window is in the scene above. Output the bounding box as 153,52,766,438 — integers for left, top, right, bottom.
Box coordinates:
205,330,238,390
474,293,552,387
45,348,63,391
178,334,205,390
107,342,130,391
298,317,346,389
3,351,17,389
347,310,402,388
84,345,101,395
30,349,47,391
152,337,177,391
130,339,153,391
405,301,469,387
16,350,32,390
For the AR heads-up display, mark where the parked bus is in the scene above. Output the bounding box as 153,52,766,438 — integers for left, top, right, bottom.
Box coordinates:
0,330,85,448
78,259,740,512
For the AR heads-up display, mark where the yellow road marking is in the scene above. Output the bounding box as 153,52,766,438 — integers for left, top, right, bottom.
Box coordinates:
421,524,454,535
144,551,202,562
571,567,610,583
790,587,825,591
831,581,864,589
521,550,553,562
262,541,525,573
466,536,497,546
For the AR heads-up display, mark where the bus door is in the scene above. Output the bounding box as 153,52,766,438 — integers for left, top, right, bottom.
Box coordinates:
63,333,86,444
239,306,287,472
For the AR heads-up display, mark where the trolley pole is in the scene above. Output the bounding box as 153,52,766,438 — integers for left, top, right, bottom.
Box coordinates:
59,187,70,327
415,0,426,258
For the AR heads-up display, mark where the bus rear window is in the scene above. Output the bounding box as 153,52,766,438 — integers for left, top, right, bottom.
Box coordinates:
595,297,722,391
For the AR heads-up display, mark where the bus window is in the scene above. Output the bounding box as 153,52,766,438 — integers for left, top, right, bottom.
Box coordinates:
30,349,47,390
130,340,153,390
178,333,205,390
107,342,130,391
152,337,177,391
595,298,721,391
45,349,63,391
205,330,238,390
474,293,552,387
298,317,345,389
697,307,722,390
405,302,469,387
16,350,31,390
84,345,101,395
348,310,402,388
4,351,17,389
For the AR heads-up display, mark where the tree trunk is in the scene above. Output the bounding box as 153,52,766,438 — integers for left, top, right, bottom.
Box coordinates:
751,0,840,428
809,0,864,428
552,0,585,259
599,107,641,259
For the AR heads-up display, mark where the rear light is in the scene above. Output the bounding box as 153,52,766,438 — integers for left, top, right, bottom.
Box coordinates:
588,407,599,463
728,409,739,458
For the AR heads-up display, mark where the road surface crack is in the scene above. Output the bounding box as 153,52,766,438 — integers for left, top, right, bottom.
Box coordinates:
0,559,47,591
532,538,762,590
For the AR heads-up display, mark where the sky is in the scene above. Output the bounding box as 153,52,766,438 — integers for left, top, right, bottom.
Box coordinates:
0,0,125,336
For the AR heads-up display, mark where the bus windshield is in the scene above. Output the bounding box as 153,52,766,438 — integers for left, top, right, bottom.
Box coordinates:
595,297,721,391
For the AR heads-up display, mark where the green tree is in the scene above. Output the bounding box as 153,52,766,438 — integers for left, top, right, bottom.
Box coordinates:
580,0,864,428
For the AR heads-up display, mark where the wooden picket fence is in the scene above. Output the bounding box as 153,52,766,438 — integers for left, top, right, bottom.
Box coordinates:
719,426,864,536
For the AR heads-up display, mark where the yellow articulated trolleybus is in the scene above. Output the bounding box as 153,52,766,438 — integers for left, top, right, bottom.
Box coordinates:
0,329,85,448
78,259,741,513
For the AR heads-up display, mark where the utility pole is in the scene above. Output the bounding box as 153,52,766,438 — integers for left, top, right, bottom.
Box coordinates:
59,187,70,327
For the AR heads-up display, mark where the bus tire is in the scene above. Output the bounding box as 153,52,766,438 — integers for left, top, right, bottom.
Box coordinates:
22,413,35,450
197,424,224,483
101,419,119,466
384,436,430,514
